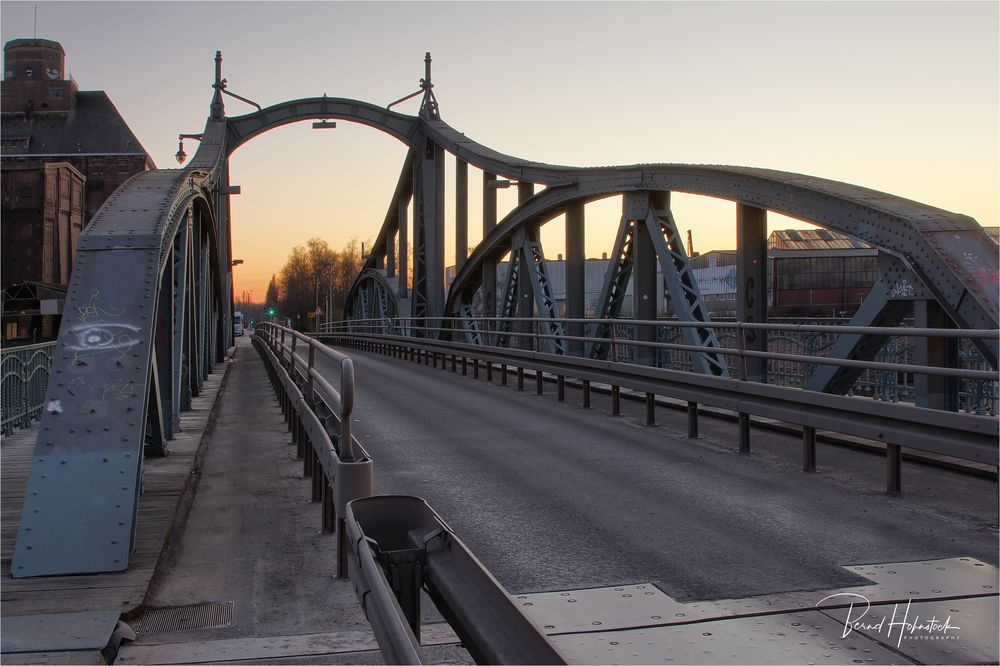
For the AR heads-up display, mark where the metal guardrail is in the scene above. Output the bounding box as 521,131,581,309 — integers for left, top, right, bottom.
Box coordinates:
319,318,999,494
252,324,565,664
253,322,374,576
1,341,55,436
346,496,566,664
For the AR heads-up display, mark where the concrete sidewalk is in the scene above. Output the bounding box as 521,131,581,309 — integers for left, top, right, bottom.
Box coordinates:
117,336,468,665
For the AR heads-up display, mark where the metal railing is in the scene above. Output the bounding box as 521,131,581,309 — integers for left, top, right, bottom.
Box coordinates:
320,316,999,494
252,323,563,663
253,322,373,576
1,341,56,436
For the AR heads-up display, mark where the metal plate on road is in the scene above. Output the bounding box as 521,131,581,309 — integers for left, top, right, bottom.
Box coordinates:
819,596,999,665
517,584,688,633
1,611,121,653
550,610,909,664
798,558,999,609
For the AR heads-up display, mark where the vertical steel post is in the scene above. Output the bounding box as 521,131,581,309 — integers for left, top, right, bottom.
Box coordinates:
517,367,524,390
583,380,591,408
536,370,543,395
612,386,621,415
558,375,565,401
456,158,468,273
803,425,817,472
886,443,902,494
914,300,960,411
739,413,751,452
633,193,658,367
483,172,498,322
501,364,508,386
687,401,698,438
645,393,655,425
566,200,586,357
736,203,768,383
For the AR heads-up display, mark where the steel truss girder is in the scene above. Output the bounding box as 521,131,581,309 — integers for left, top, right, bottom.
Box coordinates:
13,169,225,577
522,233,566,355
588,217,637,360
645,207,729,377
443,171,998,362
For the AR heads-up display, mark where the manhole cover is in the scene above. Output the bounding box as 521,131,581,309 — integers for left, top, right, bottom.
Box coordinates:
133,601,234,635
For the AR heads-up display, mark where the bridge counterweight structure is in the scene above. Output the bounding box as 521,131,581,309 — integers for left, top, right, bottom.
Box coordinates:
12,52,998,577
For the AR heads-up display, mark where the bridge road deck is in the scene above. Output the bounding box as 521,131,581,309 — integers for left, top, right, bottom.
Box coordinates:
318,345,999,599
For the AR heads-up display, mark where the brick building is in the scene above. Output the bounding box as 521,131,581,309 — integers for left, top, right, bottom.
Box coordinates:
1,37,154,341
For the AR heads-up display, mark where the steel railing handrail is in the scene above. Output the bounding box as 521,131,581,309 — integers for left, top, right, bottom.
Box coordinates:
258,321,357,461
320,317,1000,383
324,315,1000,339
320,328,999,467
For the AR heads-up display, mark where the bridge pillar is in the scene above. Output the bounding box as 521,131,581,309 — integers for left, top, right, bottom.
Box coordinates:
736,203,768,383
566,200,585,356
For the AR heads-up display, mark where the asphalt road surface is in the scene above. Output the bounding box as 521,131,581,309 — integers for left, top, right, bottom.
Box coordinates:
319,347,999,601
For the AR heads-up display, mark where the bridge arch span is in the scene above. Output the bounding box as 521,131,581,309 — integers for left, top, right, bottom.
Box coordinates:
224,97,421,156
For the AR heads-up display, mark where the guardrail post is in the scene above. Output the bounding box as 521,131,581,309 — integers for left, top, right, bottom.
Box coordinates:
886,444,902,494
474,358,480,379
536,370,543,395
583,379,591,408
322,480,335,532
739,413,751,453
611,385,621,415
687,401,699,438
313,453,324,501
803,426,816,472
462,357,468,375
501,364,508,386
451,354,456,372
645,393,656,426
517,367,524,391
558,375,565,401
487,361,493,382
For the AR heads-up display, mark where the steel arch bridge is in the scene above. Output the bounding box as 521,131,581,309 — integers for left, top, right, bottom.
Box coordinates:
12,53,998,577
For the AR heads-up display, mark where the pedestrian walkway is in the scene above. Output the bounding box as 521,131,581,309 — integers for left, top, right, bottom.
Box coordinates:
114,337,466,664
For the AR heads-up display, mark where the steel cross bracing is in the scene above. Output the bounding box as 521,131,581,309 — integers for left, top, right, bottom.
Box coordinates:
13,51,999,577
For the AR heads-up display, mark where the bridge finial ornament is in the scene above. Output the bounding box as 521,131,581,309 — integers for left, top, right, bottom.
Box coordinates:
419,51,440,120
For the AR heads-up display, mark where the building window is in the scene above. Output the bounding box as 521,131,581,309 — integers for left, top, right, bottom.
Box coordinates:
47,87,64,100
5,322,17,340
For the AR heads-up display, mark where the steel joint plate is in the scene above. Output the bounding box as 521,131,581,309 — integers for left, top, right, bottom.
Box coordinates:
818,596,999,665
549,610,908,664
517,584,688,634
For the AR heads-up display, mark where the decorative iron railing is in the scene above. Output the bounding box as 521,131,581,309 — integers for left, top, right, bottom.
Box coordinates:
1,341,56,436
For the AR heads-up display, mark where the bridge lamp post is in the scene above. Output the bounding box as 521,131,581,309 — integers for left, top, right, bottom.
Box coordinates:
175,133,204,164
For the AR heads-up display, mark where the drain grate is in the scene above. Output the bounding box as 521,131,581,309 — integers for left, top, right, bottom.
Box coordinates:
133,601,234,635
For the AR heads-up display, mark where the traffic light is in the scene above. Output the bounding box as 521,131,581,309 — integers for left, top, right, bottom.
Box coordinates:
268,308,275,316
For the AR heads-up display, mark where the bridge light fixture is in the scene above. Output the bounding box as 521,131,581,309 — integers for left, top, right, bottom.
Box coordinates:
231,259,244,267
175,140,187,164
312,120,337,129
487,180,516,189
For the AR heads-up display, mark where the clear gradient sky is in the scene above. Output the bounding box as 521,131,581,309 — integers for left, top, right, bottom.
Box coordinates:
2,1,997,303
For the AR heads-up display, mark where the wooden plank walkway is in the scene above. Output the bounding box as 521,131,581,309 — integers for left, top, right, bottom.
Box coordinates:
1,357,233,619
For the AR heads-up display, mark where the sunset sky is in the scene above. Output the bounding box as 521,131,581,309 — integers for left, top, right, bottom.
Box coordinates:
2,1,997,303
